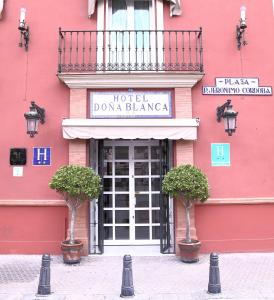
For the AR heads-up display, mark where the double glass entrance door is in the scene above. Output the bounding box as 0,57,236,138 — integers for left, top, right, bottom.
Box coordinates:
103,140,161,245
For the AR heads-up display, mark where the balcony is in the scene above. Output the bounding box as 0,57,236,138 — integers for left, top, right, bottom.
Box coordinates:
58,28,203,73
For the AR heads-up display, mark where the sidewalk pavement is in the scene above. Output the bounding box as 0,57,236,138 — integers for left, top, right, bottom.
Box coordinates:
1,252,274,300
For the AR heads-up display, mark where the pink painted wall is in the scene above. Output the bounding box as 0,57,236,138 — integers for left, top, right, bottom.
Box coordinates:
0,207,68,254
0,1,97,253
0,0,98,200
196,204,274,252
0,0,274,253
164,0,274,251
165,0,274,198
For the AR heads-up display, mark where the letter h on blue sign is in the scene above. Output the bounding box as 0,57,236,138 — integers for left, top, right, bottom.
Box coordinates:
33,147,51,166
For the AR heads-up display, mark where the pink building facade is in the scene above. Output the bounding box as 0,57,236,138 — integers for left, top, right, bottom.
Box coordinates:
1,0,274,255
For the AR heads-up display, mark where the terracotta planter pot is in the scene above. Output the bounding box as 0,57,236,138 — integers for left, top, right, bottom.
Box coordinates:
178,239,201,263
61,240,83,264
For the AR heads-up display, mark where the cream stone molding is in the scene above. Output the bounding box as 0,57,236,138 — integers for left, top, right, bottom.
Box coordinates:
202,197,274,205
0,199,66,206
57,72,204,89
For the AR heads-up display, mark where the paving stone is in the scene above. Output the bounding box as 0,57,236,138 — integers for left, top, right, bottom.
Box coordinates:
1,253,274,299
21,294,66,300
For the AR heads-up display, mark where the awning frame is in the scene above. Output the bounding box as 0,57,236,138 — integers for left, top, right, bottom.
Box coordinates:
62,118,200,140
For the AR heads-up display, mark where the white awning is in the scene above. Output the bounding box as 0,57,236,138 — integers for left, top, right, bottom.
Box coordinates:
62,118,199,140
88,0,181,17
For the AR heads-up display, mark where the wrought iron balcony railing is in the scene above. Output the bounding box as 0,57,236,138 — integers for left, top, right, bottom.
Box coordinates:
58,28,203,73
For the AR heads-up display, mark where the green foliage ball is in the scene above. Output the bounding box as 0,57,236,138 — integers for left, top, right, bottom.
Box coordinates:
162,164,209,203
49,165,101,202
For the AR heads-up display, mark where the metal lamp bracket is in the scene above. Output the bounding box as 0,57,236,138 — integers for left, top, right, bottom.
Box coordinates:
19,24,30,51
216,100,231,122
31,101,45,123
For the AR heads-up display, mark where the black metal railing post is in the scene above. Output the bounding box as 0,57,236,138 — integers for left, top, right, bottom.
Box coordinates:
199,27,203,72
58,27,63,73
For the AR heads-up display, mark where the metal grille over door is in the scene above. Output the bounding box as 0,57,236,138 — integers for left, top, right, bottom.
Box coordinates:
97,140,104,254
159,139,172,253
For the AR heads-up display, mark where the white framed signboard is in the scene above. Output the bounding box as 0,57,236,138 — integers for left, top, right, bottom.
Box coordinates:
90,91,172,118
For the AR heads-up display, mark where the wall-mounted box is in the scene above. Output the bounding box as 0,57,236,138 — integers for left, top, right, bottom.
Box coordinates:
10,148,27,165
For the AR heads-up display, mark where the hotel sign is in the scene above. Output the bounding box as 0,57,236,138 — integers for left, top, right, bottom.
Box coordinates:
33,147,51,166
203,77,272,96
211,143,230,167
90,91,172,118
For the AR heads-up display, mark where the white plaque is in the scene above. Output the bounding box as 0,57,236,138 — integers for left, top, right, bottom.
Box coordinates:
13,166,23,177
203,77,272,95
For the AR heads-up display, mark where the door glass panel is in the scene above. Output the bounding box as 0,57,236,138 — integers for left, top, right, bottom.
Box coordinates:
135,210,149,223
151,178,160,191
111,0,128,61
115,162,129,175
135,194,149,207
134,146,148,159
135,162,149,175
104,227,113,240
151,162,159,175
135,226,149,239
115,178,129,191
104,146,113,160
152,210,160,223
104,194,113,208
104,211,113,223
115,210,129,223
104,162,113,175
104,178,112,191
151,146,160,159
152,194,160,207
152,226,160,239
115,146,129,159
134,1,150,49
115,226,129,239
135,178,149,191
112,0,127,30
116,194,129,207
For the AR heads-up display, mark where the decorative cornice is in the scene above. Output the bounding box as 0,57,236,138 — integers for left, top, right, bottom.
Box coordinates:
0,199,66,206
201,197,274,205
57,72,204,89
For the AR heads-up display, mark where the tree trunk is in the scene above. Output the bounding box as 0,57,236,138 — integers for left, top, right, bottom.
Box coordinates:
184,202,191,243
69,207,77,244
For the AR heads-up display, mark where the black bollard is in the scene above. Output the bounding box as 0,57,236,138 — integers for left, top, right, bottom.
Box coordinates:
120,254,134,298
208,252,221,294
37,254,51,296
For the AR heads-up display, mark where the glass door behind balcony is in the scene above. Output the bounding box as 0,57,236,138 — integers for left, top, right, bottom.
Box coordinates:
107,0,156,70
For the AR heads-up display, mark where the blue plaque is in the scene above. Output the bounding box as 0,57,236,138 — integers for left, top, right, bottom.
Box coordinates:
211,143,230,167
33,147,51,166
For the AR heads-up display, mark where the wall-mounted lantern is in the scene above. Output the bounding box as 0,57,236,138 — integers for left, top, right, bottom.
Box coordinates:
18,8,30,51
236,5,247,50
216,100,238,136
24,101,45,137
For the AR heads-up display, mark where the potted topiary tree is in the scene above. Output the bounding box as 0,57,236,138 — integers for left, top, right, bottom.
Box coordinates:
49,165,101,264
162,164,209,263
